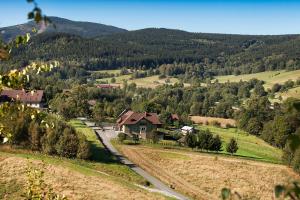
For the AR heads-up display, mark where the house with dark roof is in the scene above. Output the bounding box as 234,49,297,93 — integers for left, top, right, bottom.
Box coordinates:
0,90,44,108
116,110,163,139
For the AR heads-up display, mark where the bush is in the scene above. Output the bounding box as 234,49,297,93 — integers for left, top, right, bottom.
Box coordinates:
226,138,238,155
28,121,43,151
148,131,160,144
118,132,127,143
55,128,79,158
210,135,222,152
197,129,213,150
77,133,91,159
185,133,197,149
41,128,59,155
292,149,300,173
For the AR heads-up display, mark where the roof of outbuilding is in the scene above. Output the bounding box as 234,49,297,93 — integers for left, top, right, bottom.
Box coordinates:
117,110,162,126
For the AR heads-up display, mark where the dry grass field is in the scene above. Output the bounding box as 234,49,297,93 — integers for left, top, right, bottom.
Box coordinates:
276,86,300,100
96,74,188,88
0,155,167,200
214,70,300,89
190,116,236,127
118,145,299,200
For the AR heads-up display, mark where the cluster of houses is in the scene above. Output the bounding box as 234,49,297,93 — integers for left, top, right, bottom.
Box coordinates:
0,89,194,140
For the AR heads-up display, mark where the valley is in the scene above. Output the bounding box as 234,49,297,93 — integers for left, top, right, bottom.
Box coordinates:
1,2,300,199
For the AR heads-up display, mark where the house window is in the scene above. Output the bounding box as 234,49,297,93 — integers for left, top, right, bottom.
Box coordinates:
140,126,146,132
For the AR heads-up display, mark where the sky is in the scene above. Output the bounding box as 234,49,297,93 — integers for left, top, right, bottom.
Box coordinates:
1,0,300,35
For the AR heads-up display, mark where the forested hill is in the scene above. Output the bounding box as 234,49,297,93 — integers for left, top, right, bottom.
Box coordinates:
3,27,300,76
0,17,127,41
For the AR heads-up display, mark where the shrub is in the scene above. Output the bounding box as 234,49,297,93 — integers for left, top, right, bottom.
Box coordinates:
292,149,300,173
226,138,238,155
76,133,91,159
185,133,197,149
148,131,160,144
118,132,127,143
25,162,67,200
55,128,79,158
210,135,222,152
197,129,213,150
28,121,43,151
132,134,139,144
41,128,59,155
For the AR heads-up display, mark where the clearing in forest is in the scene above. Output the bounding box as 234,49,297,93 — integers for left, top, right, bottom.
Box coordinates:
214,69,300,89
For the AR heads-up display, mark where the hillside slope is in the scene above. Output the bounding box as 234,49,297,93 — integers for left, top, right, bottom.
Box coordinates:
0,154,166,200
2,27,300,75
0,16,127,41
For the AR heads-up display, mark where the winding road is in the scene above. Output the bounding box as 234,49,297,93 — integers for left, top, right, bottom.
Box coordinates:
87,124,189,200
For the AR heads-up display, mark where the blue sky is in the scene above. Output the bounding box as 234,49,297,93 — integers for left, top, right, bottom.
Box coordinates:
1,0,300,35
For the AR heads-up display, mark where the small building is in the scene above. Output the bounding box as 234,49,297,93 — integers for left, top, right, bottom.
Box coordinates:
0,90,44,108
181,126,194,135
96,84,119,89
116,110,163,139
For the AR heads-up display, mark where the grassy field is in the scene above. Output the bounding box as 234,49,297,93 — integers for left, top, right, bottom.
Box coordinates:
275,86,300,100
0,152,167,200
197,125,282,163
0,120,170,199
97,74,184,88
214,70,300,89
190,116,236,128
117,145,299,200
90,69,121,75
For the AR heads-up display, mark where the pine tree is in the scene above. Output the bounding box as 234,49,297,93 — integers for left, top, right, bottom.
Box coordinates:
226,138,238,155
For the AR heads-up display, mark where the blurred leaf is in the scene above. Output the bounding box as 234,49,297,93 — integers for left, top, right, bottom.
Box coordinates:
28,11,34,19
0,48,9,60
221,188,231,200
275,185,285,198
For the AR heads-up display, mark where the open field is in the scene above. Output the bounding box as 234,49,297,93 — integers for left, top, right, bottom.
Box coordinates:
214,70,300,89
0,120,170,199
0,153,167,200
90,69,121,75
190,116,236,128
197,125,282,163
117,145,299,200
276,86,300,100
97,74,185,88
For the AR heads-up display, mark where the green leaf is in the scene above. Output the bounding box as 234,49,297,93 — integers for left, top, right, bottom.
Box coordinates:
275,185,285,198
28,12,34,19
221,188,231,200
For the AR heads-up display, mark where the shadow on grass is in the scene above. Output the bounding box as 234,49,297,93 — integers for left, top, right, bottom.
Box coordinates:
89,133,119,164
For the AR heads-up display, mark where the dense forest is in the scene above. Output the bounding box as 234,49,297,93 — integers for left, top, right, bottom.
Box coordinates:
2,28,300,78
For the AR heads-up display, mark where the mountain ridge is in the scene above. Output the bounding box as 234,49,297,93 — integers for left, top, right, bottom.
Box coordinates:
0,16,128,41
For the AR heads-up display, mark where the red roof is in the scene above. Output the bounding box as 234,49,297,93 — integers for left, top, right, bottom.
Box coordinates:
96,84,117,89
117,110,162,126
0,90,43,103
171,114,179,121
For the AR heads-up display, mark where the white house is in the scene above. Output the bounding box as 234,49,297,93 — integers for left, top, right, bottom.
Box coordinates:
0,90,44,108
181,126,194,135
